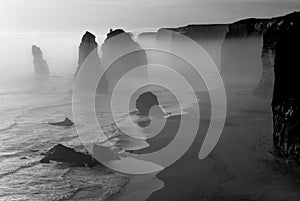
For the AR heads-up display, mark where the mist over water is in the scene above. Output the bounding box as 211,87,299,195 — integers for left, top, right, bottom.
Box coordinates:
0,27,268,200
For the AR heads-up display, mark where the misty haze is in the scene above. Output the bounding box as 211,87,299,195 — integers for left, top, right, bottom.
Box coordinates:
0,1,300,201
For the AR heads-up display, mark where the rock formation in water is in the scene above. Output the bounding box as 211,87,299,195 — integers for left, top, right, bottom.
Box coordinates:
48,117,74,127
75,31,108,92
32,45,49,75
135,92,165,118
40,144,99,167
100,29,147,88
272,23,300,163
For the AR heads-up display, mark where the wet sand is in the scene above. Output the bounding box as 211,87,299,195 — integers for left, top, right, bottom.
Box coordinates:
110,83,300,201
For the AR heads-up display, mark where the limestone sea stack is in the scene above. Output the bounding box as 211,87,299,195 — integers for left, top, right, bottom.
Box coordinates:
272,23,300,163
75,31,108,92
101,29,147,88
136,92,165,117
31,45,49,75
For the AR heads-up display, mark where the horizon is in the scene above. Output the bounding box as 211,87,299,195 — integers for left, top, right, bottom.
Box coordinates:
1,0,300,35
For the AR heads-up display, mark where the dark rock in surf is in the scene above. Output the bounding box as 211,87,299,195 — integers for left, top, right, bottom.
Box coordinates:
48,117,74,127
32,45,49,75
135,92,165,117
40,144,99,167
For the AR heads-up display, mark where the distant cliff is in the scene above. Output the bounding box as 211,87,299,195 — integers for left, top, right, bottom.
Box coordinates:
76,31,108,92
165,24,228,40
31,45,49,75
155,24,228,69
101,29,147,87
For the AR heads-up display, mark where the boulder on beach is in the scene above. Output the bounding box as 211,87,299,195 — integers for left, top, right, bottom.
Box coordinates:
40,144,99,167
135,92,165,117
48,117,74,127
32,45,49,75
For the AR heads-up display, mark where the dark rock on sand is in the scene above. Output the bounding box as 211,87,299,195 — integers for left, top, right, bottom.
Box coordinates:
75,31,108,92
32,45,49,75
135,92,165,118
40,144,99,167
136,92,160,116
272,22,300,163
48,117,74,126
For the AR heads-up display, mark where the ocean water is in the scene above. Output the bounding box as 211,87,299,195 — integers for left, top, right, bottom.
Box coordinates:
0,70,131,201
0,67,198,200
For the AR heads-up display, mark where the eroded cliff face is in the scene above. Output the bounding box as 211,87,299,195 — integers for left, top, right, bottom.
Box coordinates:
254,12,300,98
75,31,108,92
101,29,147,88
220,18,270,86
32,45,49,75
158,25,228,69
219,12,300,98
272,23,300,162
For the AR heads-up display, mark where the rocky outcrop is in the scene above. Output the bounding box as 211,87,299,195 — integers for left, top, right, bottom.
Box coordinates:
272,23,300,163
32,45,49,75
76,31,108,92
136,92,165,117
101,29,147,87
48,117,74,127
40,144,99,167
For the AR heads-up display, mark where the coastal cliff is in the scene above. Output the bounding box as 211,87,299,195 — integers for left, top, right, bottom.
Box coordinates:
220,18,269,86
157,25,228,69
272,23,300,163
146,12,299,99
221,12,300,98
254,12,300,98
31,45,49,75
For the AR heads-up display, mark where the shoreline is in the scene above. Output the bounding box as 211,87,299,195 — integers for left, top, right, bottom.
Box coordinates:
110,84,300,201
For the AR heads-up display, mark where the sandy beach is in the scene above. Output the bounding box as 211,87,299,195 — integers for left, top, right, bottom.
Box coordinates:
109,82,300,201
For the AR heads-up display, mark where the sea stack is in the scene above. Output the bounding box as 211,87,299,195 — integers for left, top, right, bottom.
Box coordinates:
272,23,300,163
76,31,108,92
101,29,147,87
136,92,165,117
32,45,49,75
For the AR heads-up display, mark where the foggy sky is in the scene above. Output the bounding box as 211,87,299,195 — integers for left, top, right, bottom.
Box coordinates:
1,0,300,34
